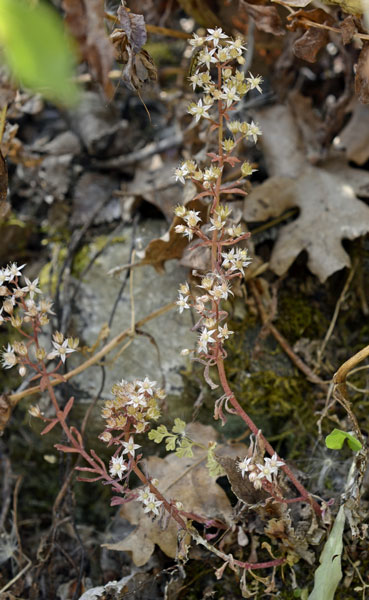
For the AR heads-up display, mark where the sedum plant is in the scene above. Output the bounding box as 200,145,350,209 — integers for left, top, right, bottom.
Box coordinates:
1,27,324,596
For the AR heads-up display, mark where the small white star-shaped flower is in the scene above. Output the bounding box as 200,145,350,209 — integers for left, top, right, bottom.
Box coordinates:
109,456,127,479
121,436,141,458
138,377,156,396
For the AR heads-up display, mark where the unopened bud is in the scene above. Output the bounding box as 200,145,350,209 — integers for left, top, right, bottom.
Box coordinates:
36,347,46,361
29,404,42,418
13,341,27,356
19,365,27,377
10,315,23,328
99,431,112,443
3,300,14,313
39,314,49,326
67,337,79,350
53,331,64,344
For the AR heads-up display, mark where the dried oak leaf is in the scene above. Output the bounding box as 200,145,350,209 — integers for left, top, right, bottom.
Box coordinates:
287,9,335,63
104,423,234,566
355,42,369,104
62,0,115,99
244,159,369,282
244,103,369,281
239,0,285,35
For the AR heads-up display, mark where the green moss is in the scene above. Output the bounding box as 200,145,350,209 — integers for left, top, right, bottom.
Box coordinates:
275,291,328,343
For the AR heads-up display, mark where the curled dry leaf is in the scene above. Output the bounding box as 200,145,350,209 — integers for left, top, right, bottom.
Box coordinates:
62,0,115,99
355,42,369,104
339,15,358,45
239,0,285,36
104,423,234,566
138,182,208,272
111,5,157,91
287,9,335,63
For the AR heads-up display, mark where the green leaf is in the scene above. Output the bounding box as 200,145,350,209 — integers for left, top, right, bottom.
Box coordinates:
172,418,186,434
206,443,225,478
175,438,194,458
148,425,169,444
308,506,345,600
325,429,362,452
0,0,79,105
165,435,177,452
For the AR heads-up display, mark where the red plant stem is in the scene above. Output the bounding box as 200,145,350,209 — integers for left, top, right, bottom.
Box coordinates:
205,66,322,519
44,374,124,493
216,344,321,516
130,461,188,529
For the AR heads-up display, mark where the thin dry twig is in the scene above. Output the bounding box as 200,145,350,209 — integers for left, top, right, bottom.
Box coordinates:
8,302,175,406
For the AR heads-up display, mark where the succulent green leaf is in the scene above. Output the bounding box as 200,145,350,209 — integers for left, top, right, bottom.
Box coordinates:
325,429,362,452
206,444,225,478
148,425,169,444
175,438,194,458
0,0,79,105
308,506,345,600
172,418,186,434
165,435,177,452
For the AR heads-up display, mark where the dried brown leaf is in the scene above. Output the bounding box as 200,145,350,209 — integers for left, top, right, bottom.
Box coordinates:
244,104,369,281
293,27,329,62
111,6,157,91
340,15,357,44
288,9,334,63
139,195,208,272
355,42,369,104
244,160,369,281
105,423,233,566
216,455,270,505
117,5,147,53
240,0,285,36
62,0,115,99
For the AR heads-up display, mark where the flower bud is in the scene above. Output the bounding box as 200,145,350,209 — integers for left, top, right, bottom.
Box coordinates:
3,300,14,313
10,315,23,328
19,365,27,377
53,331,64,344
29,404,42,418
36,347,46,361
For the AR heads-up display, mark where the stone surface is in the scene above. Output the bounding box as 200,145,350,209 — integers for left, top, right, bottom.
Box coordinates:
72,220,195,400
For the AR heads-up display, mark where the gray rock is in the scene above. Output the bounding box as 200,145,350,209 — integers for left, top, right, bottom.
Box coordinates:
72,220,196,399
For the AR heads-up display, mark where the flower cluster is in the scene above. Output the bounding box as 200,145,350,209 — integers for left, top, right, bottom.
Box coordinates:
101,377,162,436
136,485,163,516
0,262,78,377
172,28,260,367
238,453,285,489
